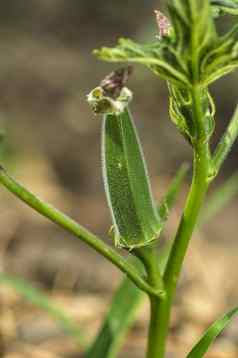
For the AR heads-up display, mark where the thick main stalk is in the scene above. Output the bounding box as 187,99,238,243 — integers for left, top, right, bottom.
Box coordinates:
146,87,211,358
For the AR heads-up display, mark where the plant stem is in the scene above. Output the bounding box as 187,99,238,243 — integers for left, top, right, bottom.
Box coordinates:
0,165,162,298
136,247,167,358
135,247,165,295
146,87,211,358
146,295,165,358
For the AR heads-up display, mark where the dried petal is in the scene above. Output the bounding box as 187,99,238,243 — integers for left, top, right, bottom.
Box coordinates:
154,10,171,39
100,66,133,99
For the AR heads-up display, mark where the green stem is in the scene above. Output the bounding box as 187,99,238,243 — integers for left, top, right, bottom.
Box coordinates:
146,98,238,357
146,295,165,358
0,165,162,298
144,249,166,358
146,87,211,358
135,247,165,294
136,247,166,358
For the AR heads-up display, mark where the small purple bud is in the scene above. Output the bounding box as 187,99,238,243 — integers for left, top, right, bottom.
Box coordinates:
100,66,133,99
154,10,171,39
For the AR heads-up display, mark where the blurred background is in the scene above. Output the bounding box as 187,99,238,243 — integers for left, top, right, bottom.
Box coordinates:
0,1,237,357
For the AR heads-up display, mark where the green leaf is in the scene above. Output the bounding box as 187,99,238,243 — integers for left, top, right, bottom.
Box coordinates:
0,273,86,347
169,85,196,143
94,38,190,87
95,2,218,85
186,306,238,357
210,0,238,15
168,0,216,75
102,108,162,249
86,259,144,358
212,105,238,174
169,85,215,143
199,171,238,225
158,163,189,221
202,23,238,85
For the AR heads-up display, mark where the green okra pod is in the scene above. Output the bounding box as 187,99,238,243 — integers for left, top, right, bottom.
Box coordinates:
87,69,162,250
102,108,162,249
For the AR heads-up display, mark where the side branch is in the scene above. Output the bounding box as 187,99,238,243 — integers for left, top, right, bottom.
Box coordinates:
212,105,238,176
0,166,162,298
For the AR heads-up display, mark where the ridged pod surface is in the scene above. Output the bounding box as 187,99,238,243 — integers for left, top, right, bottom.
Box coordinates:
102,109,162,249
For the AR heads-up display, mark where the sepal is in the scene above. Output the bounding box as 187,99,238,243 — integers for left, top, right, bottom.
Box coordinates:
169,85,215,144
87,86,133,115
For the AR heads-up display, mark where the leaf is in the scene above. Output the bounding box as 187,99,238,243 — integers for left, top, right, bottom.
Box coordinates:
102,108,162,249
0,273,86,347
169,85,215,143
212,105,238,174
94,38,189,87
165,2,217,140
199,171,238,225
202,23,238,85
210,0,238,15
95,2,218,85
86,258,145,358
169,85,196,143
86,164,188,358
186,306,238,357
168,0,216,72
158,163,189,221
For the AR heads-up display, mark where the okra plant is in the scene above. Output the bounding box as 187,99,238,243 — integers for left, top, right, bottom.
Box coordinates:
1,0,238,357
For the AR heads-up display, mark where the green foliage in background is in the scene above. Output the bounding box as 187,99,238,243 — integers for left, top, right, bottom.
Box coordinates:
0,273,86,347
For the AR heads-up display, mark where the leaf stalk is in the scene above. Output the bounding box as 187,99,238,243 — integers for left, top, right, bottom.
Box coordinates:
0,166,162,298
